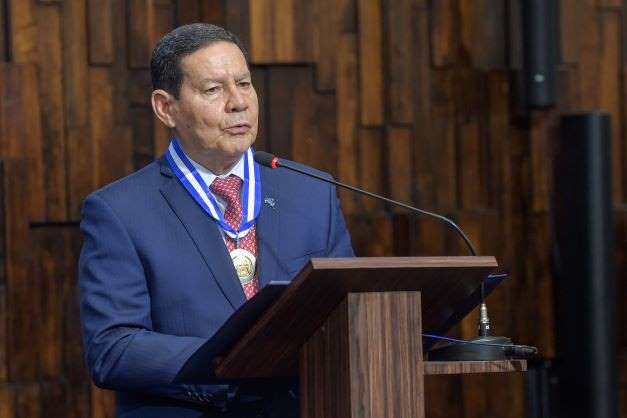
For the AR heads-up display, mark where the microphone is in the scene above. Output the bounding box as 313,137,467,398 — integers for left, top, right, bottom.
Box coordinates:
254,151,538,360
254,152,478,257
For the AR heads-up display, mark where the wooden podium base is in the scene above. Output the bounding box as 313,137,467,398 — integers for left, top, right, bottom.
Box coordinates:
300,292,424,418
299,292,526,418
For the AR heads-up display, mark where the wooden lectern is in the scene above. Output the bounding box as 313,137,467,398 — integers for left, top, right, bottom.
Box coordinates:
213,257,527,418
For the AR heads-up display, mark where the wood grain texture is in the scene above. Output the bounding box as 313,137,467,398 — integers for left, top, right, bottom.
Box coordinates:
128,0,154,69
424,360,527,374
88,0,114,65
336,34,360,214
36,4,67,221
312,0,352,90
0,1,623,417
215,256,498,378
301,292,426,418
358,0,384,126
249,0,273,62
385,0,414,124
0,161,41,381
386,127,413,206
0,64,46,222
431,0,458,67
8,0,38,63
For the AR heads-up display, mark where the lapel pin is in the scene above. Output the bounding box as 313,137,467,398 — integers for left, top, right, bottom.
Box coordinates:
264,197,276,208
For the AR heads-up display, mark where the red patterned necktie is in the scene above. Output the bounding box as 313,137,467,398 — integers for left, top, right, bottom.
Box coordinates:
209,175,260,299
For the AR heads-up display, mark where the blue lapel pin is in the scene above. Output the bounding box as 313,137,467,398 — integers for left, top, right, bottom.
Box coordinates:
264,197,276,208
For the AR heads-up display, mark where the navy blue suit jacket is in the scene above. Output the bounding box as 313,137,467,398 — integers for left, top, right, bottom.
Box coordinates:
78,156,354,417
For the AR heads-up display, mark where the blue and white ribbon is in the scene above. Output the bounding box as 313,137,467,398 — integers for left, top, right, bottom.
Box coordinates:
166,138,261,239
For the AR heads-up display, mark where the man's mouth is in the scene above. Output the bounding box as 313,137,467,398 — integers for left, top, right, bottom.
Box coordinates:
224,123,251,135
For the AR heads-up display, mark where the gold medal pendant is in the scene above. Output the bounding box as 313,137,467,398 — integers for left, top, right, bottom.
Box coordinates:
230,248,256,285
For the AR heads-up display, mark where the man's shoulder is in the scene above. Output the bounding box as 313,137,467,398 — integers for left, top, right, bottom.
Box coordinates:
85,159,165,209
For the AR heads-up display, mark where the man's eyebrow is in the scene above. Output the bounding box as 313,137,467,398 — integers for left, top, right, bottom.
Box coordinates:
198,72,251,84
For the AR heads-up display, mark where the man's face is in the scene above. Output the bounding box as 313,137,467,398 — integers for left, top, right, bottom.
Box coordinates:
169,41,258,167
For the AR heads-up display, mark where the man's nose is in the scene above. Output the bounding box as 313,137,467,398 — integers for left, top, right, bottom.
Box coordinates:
226,85,248,112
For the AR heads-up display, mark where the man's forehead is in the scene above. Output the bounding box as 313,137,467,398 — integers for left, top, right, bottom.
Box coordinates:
181,42,248,74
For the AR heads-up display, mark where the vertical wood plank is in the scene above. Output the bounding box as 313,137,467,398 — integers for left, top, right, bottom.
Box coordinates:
385,0,414,124
152,0,174,48
273,0,295,62
458,121,484,210
386,127,413,206
8,0,38,63
13,384,41,418
358,0,384,126
36,4,68,221
577,1,601,109
0,286,6,382
200,0,226,25
599,11,623,204
336,34,359,214
176,0,200,25
0,385,13,418
67,126,95,219
528,112,550,213
0,0,6,61
459,0,506,69
249,0,274,62
430,70,458,211
265,66,311,157
38,228,76,379
128,0,155,69
0,64,46,222
129,107,154,169
63,0,89,128
88,0,114,65
431,0,458,67
0,161,41,382
91,384,116,418
41,381,70,418
291,76,337,174
251,67,268,152
559,0,580,64
358,128,384,212
413,3,434,208
312,0,353,91
346,215,394,256
225,0,250,52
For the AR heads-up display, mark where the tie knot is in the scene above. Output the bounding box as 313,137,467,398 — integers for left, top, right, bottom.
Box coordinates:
210,175,242,205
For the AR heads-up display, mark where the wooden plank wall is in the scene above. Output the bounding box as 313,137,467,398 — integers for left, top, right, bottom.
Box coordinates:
0,0,624,417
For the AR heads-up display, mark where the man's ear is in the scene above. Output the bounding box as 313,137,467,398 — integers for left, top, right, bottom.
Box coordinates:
152,89,177,128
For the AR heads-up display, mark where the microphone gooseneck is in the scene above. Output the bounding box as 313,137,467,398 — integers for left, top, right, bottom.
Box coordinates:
254,151,478,256
253,151,536,359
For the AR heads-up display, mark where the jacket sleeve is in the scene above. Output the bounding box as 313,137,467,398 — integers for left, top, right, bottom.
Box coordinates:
78,192,230,405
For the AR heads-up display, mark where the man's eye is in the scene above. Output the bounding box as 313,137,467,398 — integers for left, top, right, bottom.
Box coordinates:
206,86,220,93
238,81,251,88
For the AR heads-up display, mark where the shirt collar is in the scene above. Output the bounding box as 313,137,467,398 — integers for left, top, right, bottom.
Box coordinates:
187,152,246,187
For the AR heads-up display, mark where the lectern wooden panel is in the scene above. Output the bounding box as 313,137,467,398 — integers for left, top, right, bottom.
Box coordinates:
215,256,498,378
205,256,523,418
300,292,424,418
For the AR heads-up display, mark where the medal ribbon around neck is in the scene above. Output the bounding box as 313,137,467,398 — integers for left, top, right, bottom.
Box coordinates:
166,138,261,240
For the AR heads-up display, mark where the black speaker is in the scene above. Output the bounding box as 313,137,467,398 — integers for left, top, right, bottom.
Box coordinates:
553,112,618,418
522,0,558,108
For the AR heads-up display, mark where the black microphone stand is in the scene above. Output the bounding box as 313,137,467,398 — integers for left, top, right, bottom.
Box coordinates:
256,152,523,361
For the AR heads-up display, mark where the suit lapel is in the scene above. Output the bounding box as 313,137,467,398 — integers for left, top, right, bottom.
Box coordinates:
256,166,281,288
158,158,246,309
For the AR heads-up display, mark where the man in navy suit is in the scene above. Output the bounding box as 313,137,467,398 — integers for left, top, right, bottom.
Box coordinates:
79,23,353,418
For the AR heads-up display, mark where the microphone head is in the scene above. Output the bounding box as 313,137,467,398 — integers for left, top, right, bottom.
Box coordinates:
254,151,279,169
